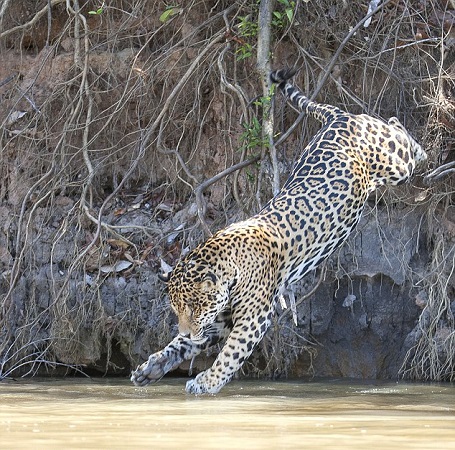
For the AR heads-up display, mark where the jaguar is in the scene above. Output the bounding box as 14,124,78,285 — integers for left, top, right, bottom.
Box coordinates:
131,68,427,394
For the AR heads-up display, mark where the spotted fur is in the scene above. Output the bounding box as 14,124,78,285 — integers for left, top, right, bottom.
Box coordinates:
131,69,427,394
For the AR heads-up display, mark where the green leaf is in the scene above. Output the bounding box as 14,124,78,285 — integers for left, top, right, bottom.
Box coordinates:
88,7,103,15
286,8,293,22
159,8,175,22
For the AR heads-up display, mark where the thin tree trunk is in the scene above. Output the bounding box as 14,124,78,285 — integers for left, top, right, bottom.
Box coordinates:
257,0,280,197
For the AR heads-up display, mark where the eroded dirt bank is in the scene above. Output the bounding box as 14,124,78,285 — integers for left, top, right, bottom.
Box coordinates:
0,0,454,382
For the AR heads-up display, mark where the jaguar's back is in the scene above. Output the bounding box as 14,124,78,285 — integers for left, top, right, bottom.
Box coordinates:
255,69,427,290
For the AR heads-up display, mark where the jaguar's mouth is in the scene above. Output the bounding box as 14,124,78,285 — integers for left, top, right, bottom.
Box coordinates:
178,331,207,345
190,333,208,344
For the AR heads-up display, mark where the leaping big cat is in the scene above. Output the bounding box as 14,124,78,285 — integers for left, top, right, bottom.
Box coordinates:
131,68,427,394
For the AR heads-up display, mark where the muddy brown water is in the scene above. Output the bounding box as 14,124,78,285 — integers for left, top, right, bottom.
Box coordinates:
1,378,454,449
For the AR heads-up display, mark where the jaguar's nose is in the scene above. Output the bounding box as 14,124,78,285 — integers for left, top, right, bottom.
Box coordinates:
178,324,191,337
178,331,190,338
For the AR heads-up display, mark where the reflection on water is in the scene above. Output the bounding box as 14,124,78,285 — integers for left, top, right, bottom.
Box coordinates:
1,377,454,449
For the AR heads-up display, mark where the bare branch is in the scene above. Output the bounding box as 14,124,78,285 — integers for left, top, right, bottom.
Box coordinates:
424,161,455,184
274,0,394,148
195,156,260,236
0,0,13,21
0,0,66,40
278,265,326,325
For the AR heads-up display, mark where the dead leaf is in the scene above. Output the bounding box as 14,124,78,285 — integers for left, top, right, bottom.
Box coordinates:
6,111,27,126
100,260,133,273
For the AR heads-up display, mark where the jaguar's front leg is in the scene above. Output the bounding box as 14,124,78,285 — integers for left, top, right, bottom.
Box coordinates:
131,309,232,387
185,304,273,394
131,334,203,387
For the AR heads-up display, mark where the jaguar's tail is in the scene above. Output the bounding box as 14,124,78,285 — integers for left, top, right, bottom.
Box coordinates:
269,68,299,87
270,68,344,125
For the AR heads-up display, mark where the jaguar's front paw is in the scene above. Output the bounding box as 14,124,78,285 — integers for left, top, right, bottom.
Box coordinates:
130,354,167,387
185,371,223,395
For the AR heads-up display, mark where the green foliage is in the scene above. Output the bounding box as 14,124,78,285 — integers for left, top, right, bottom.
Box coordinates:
237,14,259,38
235,1,296,60
239,91,277,156
239,116,268,153
272,0,296,28
88,5,104,15
238,114,265,185
253,91,274,109
235,14,258,60
159,5,180,23
235,41,253,61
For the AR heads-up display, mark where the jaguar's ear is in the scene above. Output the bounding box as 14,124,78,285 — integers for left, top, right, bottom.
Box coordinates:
158,272,171,283
388,117,406,131
159,259,173,283
204,272,217,284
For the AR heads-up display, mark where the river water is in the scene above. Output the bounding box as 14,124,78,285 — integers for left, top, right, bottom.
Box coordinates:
1,377,454,449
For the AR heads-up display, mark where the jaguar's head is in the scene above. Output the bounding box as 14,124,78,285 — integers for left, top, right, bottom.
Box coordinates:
388,117,427,167
160,251,233,343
